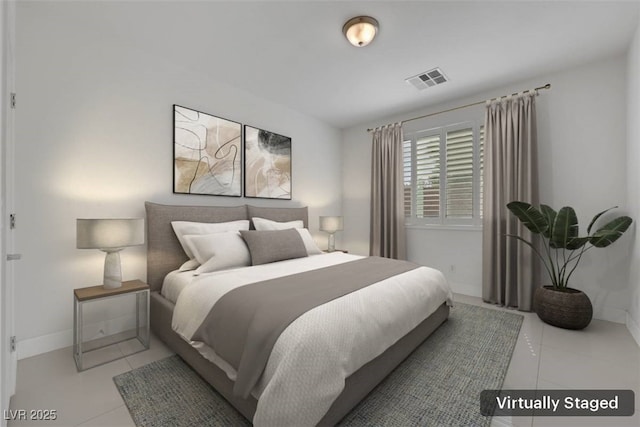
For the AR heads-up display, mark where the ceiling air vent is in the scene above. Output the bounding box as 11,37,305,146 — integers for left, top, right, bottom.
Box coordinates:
405,68,448,90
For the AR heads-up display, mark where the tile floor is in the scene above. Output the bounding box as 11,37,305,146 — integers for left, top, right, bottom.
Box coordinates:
7,294,640,427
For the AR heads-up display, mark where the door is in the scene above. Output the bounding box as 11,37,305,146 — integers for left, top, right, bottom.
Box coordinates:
1,0,17,422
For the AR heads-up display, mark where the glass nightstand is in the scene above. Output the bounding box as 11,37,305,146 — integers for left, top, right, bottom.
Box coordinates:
73,280,150,371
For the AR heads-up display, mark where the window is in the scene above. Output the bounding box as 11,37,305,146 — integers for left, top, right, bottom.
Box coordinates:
403,121,484,226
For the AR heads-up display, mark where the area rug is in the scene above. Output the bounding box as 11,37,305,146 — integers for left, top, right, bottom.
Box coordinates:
114,303,523,427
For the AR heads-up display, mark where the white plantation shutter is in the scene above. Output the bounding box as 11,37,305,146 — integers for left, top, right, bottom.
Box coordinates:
479,126,485,218
415,134,440,218
445,128,474,218
403,139,412,217
403,121,483,226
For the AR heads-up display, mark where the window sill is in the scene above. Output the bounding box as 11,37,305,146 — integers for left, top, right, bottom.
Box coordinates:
405,224,482,232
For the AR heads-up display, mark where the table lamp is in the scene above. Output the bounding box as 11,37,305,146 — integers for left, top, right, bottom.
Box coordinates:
77,218,145,289
319,216,343,252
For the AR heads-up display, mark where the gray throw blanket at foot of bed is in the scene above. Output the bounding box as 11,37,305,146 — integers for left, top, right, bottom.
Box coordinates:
191,256,419,398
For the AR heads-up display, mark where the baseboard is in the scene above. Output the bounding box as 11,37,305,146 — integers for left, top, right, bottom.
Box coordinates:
594,306,626,324
450,282,481,298
626,312,640,348
17,329,70,360
17,314,138,360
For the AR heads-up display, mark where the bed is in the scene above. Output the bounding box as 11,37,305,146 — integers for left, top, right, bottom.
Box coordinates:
146,201,452,426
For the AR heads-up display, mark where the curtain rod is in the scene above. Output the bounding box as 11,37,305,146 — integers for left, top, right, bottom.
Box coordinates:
367,83,551,132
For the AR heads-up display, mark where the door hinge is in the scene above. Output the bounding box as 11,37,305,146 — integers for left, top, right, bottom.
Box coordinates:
10,93,16,109
10,336,16,352
9,213,15,229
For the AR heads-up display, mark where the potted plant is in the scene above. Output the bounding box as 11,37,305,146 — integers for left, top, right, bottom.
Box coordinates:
506,202,632,330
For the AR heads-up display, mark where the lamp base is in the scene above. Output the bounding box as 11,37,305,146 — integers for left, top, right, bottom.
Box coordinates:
327,234,336,252
102,249,123,289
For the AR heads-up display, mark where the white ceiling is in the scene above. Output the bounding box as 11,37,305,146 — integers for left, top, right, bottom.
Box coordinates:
52,0,640,128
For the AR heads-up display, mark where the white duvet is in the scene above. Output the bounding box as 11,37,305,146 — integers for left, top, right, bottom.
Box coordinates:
168,252,453,427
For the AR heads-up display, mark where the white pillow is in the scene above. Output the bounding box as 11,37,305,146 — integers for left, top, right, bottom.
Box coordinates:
183,232,251,275
252,217,303,231
178,259,200,272
296,228,323,255
171,220,250,259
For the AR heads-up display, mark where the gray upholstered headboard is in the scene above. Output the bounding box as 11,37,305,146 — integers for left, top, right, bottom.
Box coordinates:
145,201,309,292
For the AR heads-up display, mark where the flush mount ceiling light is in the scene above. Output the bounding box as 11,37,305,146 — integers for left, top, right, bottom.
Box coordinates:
342,16,379,47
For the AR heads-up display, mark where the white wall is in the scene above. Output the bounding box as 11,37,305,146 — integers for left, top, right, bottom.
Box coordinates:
626,20,640,345
343,55,631,323
14,2,342,358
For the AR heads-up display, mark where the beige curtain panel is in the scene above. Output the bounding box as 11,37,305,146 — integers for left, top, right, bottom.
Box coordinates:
482,93,539,311
370,123,407,260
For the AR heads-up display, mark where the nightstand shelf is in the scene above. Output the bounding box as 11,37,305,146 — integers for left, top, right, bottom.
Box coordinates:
73,280,150,371
323,249,349,253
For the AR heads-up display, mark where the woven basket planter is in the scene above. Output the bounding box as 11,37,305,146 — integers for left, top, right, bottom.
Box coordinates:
534,286,593,330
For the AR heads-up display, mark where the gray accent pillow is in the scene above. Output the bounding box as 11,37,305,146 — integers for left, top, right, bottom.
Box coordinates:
240,229,308,265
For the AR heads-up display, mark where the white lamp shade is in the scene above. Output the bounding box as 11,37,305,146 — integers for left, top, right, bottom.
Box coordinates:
77,218,145,250
319,216,344,234
343,16,379,47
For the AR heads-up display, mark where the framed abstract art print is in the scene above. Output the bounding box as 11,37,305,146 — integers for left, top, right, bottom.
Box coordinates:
244,125,292,200
173,105,242,197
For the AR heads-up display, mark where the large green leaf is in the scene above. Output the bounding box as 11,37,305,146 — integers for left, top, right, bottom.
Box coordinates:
566,237,590,250
589,216,633,247
551,206,579,248
587,206,618,234
540,204,557,239
506,201,548,235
